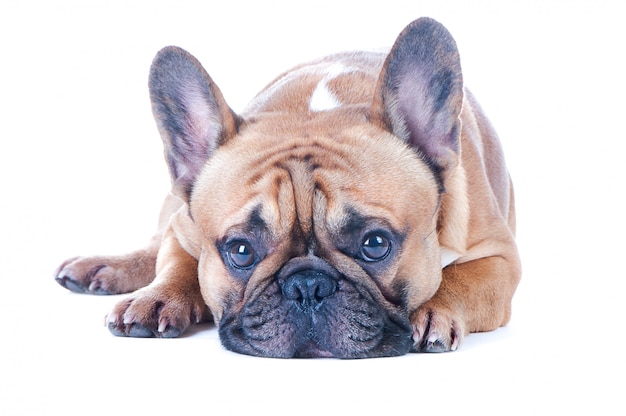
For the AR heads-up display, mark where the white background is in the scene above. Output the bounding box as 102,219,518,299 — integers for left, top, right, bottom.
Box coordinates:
1,0,624,414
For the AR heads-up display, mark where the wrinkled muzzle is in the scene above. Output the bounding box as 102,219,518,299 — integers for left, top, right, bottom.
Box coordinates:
218,257,413,358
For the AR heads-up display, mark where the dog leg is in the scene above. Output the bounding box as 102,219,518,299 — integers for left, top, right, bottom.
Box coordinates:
54,193,182,295
411,255,521,352
105,223,211,338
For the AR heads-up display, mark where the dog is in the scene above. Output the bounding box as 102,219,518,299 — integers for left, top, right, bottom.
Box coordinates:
55,17,521,358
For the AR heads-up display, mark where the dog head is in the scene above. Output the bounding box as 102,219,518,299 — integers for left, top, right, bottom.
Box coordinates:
149,17,464,358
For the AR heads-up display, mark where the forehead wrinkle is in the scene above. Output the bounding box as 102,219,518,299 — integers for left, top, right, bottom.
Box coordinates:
280,159,315,238
255,167,294,236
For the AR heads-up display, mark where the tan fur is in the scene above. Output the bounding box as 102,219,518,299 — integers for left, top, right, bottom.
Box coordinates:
55,18,520,356
437,163,469,257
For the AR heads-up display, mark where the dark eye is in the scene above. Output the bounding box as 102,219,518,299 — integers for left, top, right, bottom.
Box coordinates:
228,241,256,269
361,233,391,261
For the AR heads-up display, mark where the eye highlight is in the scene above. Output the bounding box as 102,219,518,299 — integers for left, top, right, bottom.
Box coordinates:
228,241,256,269
361,233,391,261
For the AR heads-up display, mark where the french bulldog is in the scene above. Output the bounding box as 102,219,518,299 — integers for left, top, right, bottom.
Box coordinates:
55,17,521,358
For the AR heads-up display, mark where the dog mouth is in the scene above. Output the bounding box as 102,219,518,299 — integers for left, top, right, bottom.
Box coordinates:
218,274,412,359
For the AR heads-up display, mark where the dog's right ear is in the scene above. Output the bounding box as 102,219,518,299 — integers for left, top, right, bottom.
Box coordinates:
149,46,240,201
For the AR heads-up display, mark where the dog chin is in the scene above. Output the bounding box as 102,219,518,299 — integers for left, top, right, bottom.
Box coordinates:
292,341,338,359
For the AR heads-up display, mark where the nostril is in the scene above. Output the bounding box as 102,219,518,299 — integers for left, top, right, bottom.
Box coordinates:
281,271,337,308
281,277,303,301
313,276,335,300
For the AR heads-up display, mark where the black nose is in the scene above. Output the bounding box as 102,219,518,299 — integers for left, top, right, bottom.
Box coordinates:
281,271,337,310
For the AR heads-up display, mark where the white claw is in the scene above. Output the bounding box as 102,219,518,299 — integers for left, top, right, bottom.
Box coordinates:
427,334,441,345
122,314,135,325
105,312,117,325
157,318,168,333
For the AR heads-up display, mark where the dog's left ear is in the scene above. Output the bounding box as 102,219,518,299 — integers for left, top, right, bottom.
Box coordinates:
149,46,240,201
371,18,463,179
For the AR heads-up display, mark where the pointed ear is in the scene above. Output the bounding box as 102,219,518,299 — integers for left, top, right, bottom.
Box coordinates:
371,18,463,180
149,46,240,201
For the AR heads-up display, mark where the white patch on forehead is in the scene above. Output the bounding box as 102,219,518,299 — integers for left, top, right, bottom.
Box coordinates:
440,247,462,269
309,63,355,112
309,82,341,111
244,61,358,114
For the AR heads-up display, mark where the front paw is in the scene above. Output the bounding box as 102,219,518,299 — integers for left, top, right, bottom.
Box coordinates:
411,305,465,353
54,251,156,295
106,285,210,338
54,256,112,295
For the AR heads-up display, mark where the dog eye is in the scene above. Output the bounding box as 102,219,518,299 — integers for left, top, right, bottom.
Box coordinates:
361,233,391,261
228,241,256,269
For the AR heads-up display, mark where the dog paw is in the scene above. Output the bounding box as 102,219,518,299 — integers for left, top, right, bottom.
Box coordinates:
106,285,210,338
54,250,156,295
410,305,465,353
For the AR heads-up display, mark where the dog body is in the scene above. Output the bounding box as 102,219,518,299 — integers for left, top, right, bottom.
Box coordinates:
55,18,520,358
